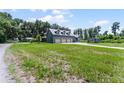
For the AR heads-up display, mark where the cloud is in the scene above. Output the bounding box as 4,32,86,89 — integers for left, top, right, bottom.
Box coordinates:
69,14,73,18
94,20,110,26
30,9,48,12
26,17,37,22
52,9,73,17
28,9,73,25
89,21,94,24
10,9,17,12
0,9,17,12
30,9,36,12
41,9,48,12
27,14,67,23
40,14,67,23
52,10,61,15
52,9,68,15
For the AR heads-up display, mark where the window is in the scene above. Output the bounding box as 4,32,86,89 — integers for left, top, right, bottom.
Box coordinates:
55,30,59,34
61,32,64,35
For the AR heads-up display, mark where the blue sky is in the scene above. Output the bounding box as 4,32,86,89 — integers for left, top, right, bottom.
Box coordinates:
0,9,124,33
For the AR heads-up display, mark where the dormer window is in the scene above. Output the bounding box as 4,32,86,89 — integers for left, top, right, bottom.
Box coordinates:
66,33,69,35
61,32,64,35
63,31,66,35
55,30,60,34
66,32,70,35
55,31,57,34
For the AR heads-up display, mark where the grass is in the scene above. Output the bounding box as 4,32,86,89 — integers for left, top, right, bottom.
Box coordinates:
8,64,21,82
92,43,124,47
8,43,124,82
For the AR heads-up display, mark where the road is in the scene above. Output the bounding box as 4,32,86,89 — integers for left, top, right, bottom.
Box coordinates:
0,44,15,83
63,42,124,50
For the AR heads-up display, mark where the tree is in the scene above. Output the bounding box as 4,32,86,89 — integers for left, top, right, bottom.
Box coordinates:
14,18,23,25
120,29,124,36
108,34,114,39
51,23,61,29
83,29,88,40
94,26,101,36
42,21,51,36
88,28,94,38
112,22,120,36
0,29,6,43
103,31,108,35
73,28,83,39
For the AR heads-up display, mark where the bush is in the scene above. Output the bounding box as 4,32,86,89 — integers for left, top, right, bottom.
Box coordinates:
101,39,124,43
0,30,6,43
36,34,42,42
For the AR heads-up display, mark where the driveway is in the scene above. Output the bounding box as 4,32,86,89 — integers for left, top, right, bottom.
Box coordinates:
63,42,124,50
0,44,15,83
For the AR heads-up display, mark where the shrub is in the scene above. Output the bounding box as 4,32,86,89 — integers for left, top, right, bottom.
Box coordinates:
101,39,124,43
0,30,6,43
36,34,42,42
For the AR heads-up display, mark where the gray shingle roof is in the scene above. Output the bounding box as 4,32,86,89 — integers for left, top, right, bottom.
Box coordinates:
49,29,78,37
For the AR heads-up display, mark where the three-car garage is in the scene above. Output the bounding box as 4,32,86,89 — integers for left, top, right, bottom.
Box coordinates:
54,37,73,43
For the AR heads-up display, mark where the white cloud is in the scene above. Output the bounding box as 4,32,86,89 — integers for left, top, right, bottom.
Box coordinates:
52,10,61,14
52,9,73,17
27,14,68,24
26,17,37,22
40,15,52,21
94,20,110,26
10,9,16,12
52,9,68,15
30,9,48,12
30,9,36,12
69,14,73,18
40,14,67,23
28,9,73,25
89,21,94,24
41,9,48,12
0,9,17,12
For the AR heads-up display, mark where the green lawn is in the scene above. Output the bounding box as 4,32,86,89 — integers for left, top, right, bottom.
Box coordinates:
92,43,124,47
7,43,124,83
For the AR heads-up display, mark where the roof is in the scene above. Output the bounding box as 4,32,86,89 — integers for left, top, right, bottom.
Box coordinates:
49,29,78,38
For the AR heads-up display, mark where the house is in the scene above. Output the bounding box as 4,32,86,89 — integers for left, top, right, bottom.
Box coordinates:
46,29,79,43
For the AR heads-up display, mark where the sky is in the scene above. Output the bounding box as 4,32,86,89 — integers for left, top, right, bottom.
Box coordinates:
0,9,124,33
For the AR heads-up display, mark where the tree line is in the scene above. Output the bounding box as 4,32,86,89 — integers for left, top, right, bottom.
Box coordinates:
0,12,71,43
73,22,124,43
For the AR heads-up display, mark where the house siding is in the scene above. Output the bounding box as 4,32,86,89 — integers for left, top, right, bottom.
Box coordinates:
46,31,53,43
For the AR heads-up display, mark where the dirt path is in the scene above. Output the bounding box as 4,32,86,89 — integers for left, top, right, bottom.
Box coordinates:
0,44,15,83
63,43,124,50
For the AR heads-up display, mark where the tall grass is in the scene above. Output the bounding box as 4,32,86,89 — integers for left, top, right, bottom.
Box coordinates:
9,43,124,82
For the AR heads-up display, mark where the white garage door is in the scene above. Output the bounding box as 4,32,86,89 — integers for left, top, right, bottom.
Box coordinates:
55,38,61,43
61,38,66,43
70,38,73,42
67,39,71,43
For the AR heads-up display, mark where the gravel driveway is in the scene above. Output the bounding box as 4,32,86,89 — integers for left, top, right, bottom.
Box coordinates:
0,44,15,83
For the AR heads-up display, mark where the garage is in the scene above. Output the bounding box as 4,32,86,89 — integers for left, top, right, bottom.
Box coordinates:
61,38,66,43
67,38,71,43
46,29,79,43
70,38,73,42
55,38,61,43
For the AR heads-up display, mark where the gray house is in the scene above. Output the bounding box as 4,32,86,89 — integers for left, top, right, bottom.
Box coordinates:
46,29,79,43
